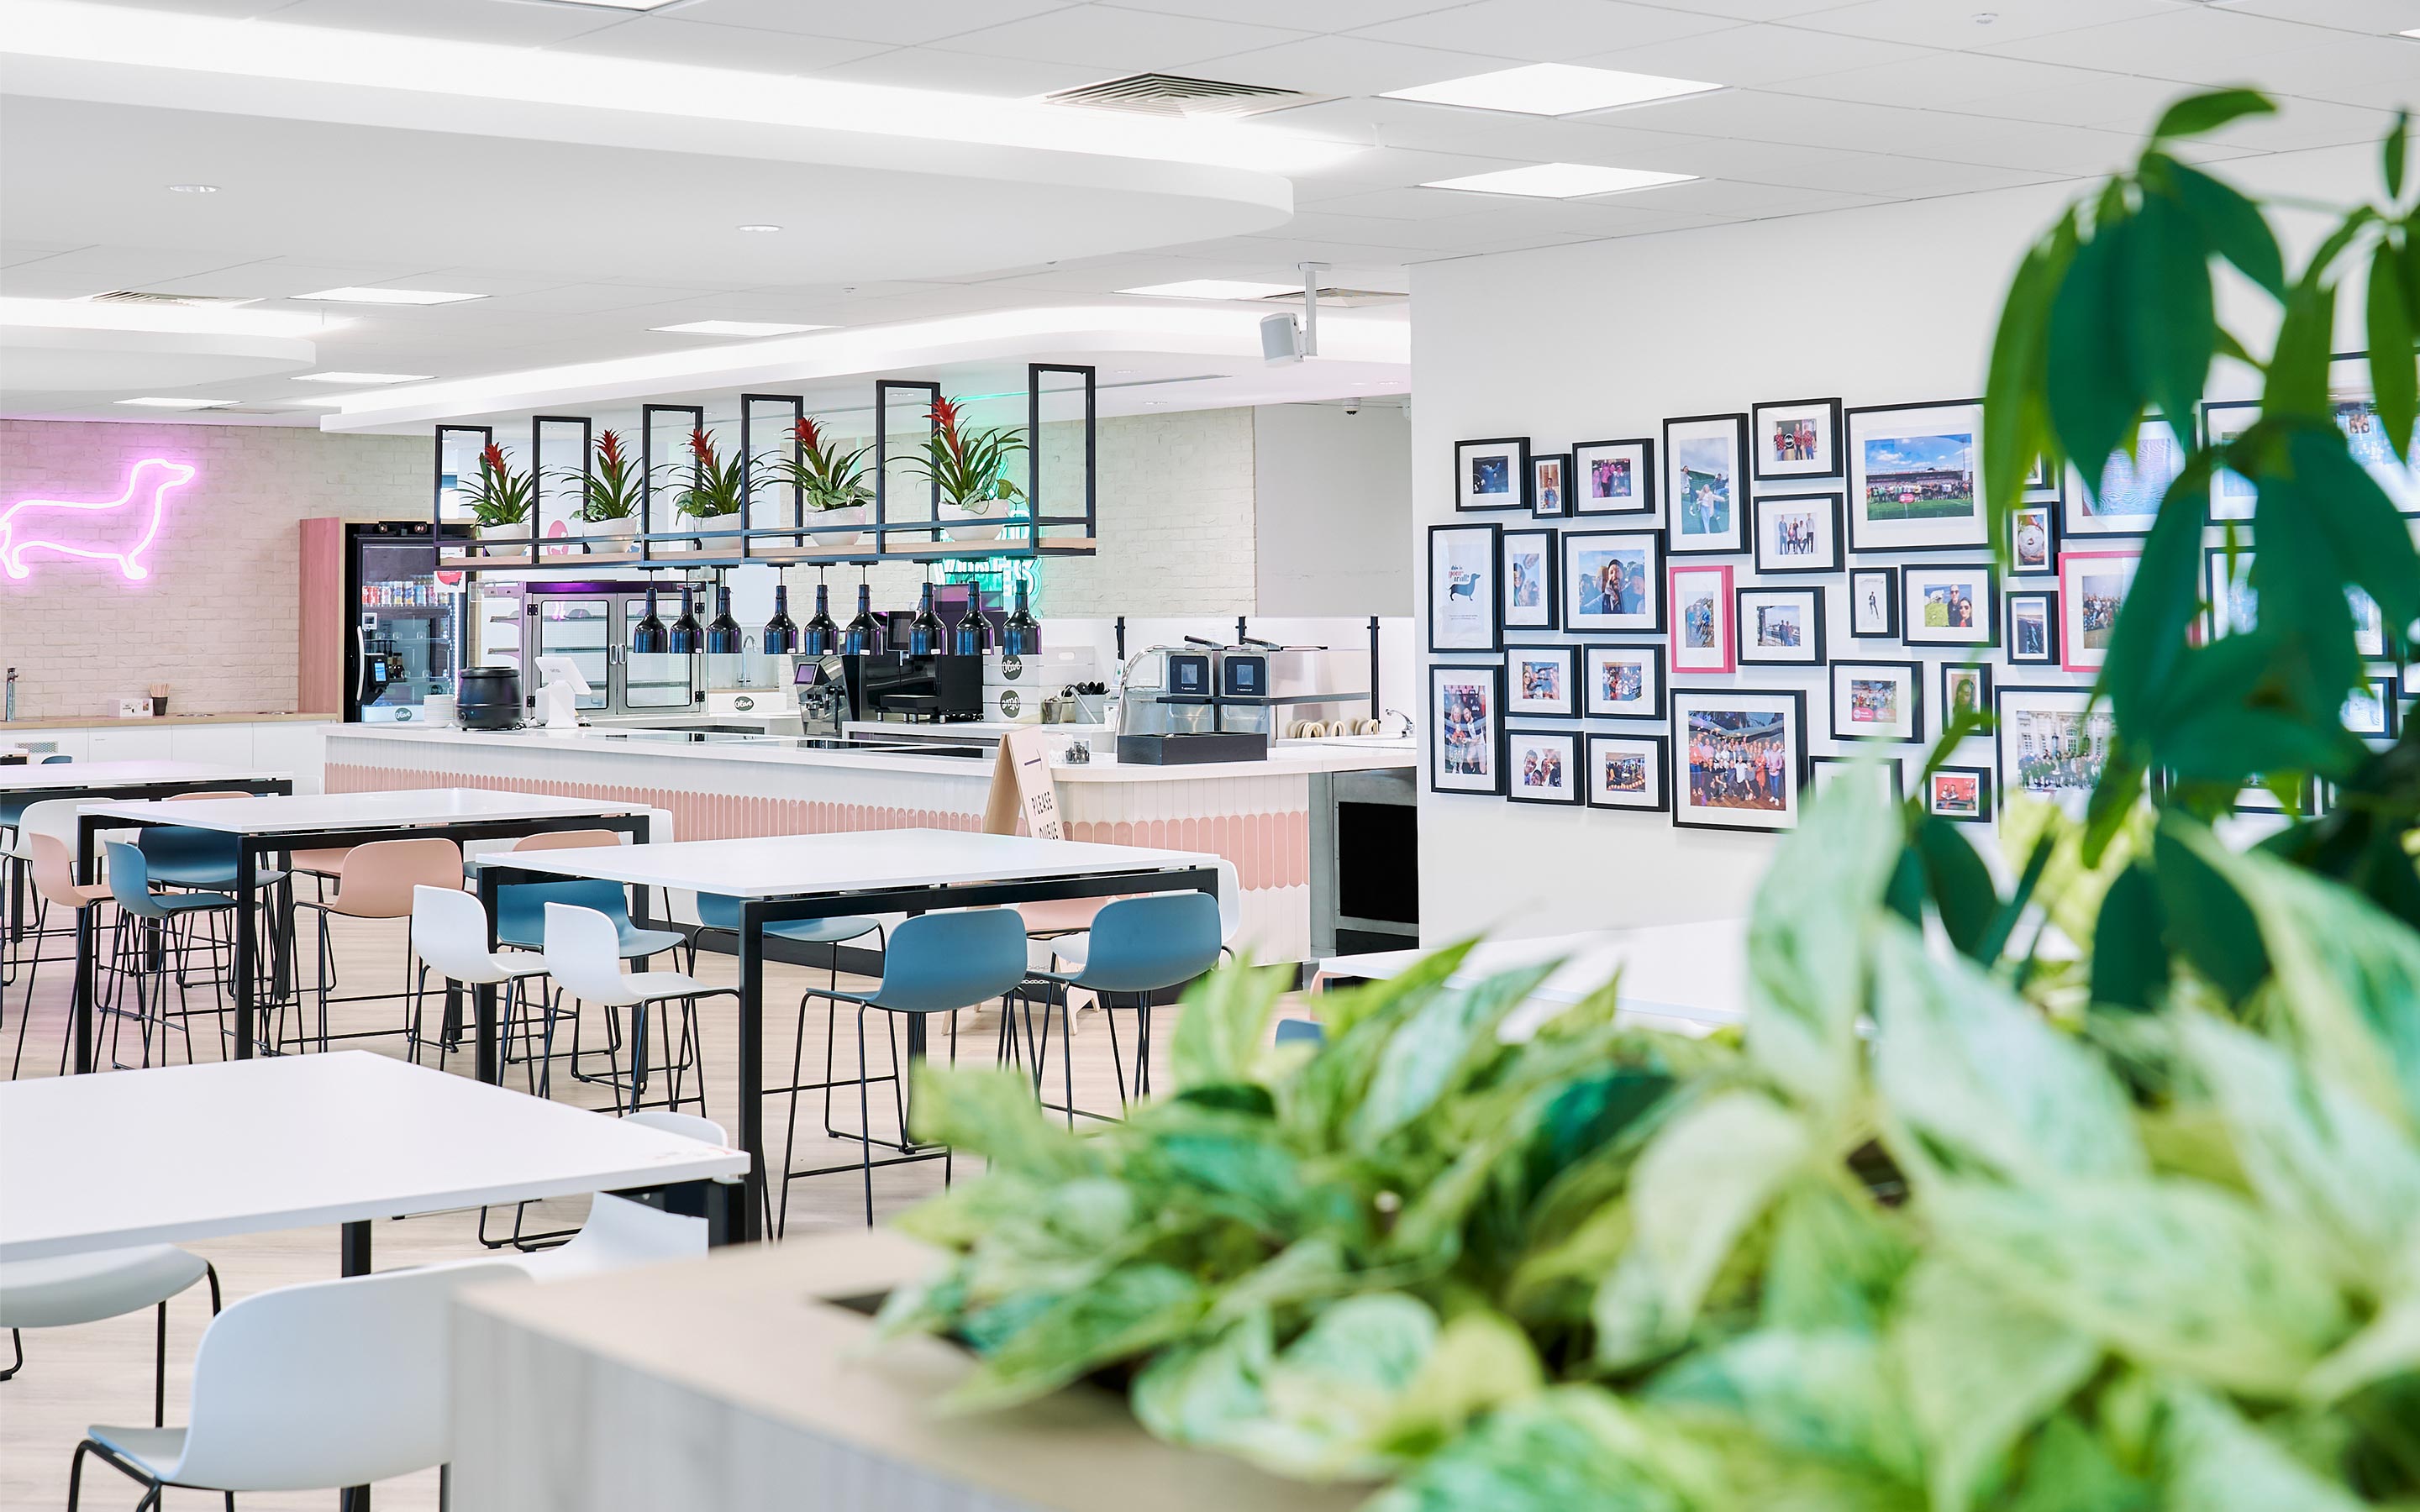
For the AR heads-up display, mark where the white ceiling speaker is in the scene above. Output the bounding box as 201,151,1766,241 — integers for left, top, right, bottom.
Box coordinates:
1262,261,1329,366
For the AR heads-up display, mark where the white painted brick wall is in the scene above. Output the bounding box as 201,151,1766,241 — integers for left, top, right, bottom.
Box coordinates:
0,420,424,719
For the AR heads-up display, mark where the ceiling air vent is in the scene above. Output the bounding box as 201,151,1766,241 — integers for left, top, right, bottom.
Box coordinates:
1258,286,1407,309
1043,73,1330,118
86,290,262,308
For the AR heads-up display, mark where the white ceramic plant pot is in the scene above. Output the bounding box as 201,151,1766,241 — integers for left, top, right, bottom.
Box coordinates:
478,522,529,556
808,506,865,548
938,501,1006,542
583,515,639,545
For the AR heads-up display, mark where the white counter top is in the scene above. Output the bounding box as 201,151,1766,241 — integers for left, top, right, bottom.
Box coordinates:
1052,737,1415,783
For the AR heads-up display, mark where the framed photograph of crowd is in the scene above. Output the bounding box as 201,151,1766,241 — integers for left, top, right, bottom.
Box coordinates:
1829,659,1922,743
1753,491,1843,574
1846,400,1986,551
2330,352,2420,513
1587,732,1670,811
1901,561,1997,648
1737,585,1826,666
1998,685,2112,818
1531,452,1571,519
1506,644,1578,717
1670,562,1736,675
2008,590,2059,665
1572,437,1656,518
2067,417,2184,537
1847,566,1899,639
1663,412,1749,554
1809,753,1903,804
2344,675,2399,739
1500,528,1557,633
2011,501,2057,575
1674,688,1805,832
1941,661,1993,727
1427,522,1502,653
1583,643,1665,720
1507,728,1582,804
1430,664,1507,795
1925,766,1992,824
1455,436,1530,512
1751,397,1843,480
1560,529,1663,633
2058,549,2139,674
2202,400,2260,522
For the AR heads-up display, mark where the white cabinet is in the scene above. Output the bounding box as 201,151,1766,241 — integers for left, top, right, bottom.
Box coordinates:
169,724,257,769
87,727,174,763
251,722,330,794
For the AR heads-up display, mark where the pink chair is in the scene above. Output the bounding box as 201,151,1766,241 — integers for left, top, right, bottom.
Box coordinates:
10,832,112,1079
292,837,463,1054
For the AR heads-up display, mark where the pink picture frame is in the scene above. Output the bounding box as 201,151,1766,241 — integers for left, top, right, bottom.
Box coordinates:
1670,561,1737,675
2057,548,2141,675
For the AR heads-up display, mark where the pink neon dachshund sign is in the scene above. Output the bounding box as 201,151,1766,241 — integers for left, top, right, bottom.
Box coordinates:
0,459,195,582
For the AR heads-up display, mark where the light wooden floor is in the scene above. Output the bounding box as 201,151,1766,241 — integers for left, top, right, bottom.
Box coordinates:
0,908,1179,1511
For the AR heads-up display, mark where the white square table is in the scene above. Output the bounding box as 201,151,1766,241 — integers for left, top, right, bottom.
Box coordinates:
480,828,1221,1241
71,790,653,1078
0,1051,746,1511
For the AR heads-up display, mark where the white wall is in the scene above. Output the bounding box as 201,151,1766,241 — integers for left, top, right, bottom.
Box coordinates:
1255,402,1413,617
1411,140,2384,942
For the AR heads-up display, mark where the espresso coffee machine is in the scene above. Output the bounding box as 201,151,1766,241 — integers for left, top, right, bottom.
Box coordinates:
840,653,986,723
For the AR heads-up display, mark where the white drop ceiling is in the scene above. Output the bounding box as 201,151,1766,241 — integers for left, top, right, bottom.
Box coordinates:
2,0,2414,425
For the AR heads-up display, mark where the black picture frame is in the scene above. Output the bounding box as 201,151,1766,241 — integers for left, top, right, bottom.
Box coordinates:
1749,396,1844,480
2065,415,2183,538
2201,398,2260,522
2007,590,2060,664
1430,663,1508,795
1505,727,1584,805
1428,522,1503,654
1581,642,1667,720
1671,687,1808,833
1505,643,1580,718
1560,528,1665,634
1455,436,1531,512
1846,565,1900,640
2346,673,2400,740
1829,659,1924,744
1900,560,2000,648
1736,585,1827,666
1926,765,1994,824
1940,660,1995,728
1844,398,1987,553
1531,451,1572,519
1996,683,2107,817
1586,732,1670,811
1663,412,1750,554
2010,501,2059,576
1809,753,1903,804
1752,491,1844,575
1499,527,1558,633
1572,437,1657,518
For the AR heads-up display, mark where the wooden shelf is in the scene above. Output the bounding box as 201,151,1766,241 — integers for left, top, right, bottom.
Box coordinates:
439,537,1096,575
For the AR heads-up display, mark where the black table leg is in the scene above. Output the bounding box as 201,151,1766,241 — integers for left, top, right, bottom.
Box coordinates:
73,815,98,1075
736,904,765,1243
233,846,257,1061
339,1220,372,1512
476,865,502,1085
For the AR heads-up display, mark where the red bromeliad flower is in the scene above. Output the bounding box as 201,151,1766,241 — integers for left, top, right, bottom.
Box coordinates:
596,429,629,467
929,396,966,453
688,426,718,463
792,416,823,452
479,441,509,475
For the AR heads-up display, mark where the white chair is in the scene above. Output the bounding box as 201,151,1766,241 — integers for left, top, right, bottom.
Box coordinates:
542,902,737,1117
1,1246,221,1429
408,885,552,1087
67,1259,528,1511
508,1113,732,1282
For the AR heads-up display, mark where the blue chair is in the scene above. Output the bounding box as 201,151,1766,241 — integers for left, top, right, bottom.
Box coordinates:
789,909,1030,1229
1274,1018,1325,1047
1024,891,1223,1121
103,843,238,1068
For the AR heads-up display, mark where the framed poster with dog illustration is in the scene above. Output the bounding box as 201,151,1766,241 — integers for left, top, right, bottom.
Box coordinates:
1428,522,1502,653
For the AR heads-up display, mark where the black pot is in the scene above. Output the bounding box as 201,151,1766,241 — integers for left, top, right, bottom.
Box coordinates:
455,666,523,731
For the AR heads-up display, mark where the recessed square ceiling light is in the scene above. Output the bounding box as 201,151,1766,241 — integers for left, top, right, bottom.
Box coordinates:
1422,163,1697,198
1383,64,1718,118
292,370,432,384
650,320,830,337
115,396,238,409
292,286,486,305
1118,279,1299,300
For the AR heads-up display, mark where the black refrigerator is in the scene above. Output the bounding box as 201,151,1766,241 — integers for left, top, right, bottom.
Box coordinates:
313,520,473,724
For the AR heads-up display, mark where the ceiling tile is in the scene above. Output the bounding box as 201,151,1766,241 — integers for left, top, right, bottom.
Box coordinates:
272,0,623,45
2235,34,2420,97
1289,143,1549,189
1765,52,2133,113
1114,0,1469,27
1196,32,1524,94
2192,95,2403,154
1268,97,1712,165
549,18,892,73
1574,21,1939,86
1626,0,1869,19
929,4,1314,70
1,246,271,296
1350,0,1742,59
670,0,1072,46
1949,72,2191,131
1791,0,2176,50
2219,0,2420,34
1612,176,1886,217
67,0,299,13
808,46,1108,95
1976,7,2349,86
1756,153,2062,198
1,240,92,267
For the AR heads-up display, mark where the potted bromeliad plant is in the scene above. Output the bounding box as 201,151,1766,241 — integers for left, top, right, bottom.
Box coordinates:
870,89,2420,1512
550,428,642,543
910,395,1027,541
664,426,750,547
757,416,875,547
459,442,534,554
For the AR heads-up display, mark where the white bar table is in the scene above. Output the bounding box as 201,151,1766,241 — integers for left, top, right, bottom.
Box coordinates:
1317,920,1749,1038
0,1051,746,1512
71,790,652,1079
481,829,1221,1241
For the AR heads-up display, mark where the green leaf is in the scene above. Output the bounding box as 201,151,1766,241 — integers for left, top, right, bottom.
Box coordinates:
2302,1249,2420,1403
2099,450,2209,734
2168,160,2287,298
2267,278,2339,422
1925,1178,2351,1397
2390,111,2411,198
1745,765,1904,1113
942,1262,1208,1413
2091,864,2170,1011
2368,236,2417,467
908,1063,1105,1181
1168,957,1292,1095
2128,188,2218,438
1594,1089,1811,1368
2152,818,2272,1003
1889,1256,2101,1512
1349,960,1556,1149
1915,815,2002,962
2149,87,2275,144
1648,1328,1925,1483
2008,1413,2154,1512
1870,922,2146,1186
2048,215,2144,479
1363,1388,1713,1512
1760,1179,1915,1335
2179,1012,2420,1287
2160,1386,2370,1512
1984,213,2076,532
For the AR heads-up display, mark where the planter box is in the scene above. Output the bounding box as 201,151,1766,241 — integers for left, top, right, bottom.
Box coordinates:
449,1230,1365,1512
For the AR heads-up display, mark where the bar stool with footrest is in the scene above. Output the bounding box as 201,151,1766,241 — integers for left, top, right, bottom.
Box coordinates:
508,1110,739,1277
102,842,238,1068
289,837,464,1057
496,857,682,1091
407,884,550,1084
10,822,113,1078
541,901,731,1118
792,907,1032,1229
1024,890,1224,1122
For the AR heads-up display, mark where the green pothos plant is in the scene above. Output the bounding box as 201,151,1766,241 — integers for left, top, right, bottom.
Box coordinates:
875,90,2420,1511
